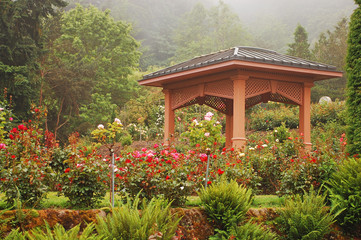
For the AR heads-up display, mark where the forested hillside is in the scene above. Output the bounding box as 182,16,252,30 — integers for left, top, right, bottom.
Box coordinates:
0,0,353,142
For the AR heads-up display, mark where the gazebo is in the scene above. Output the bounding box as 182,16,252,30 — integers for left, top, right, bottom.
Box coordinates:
138,47,343,150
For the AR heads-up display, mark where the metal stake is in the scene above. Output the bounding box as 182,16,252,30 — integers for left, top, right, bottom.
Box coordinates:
204,148,211,188
111,149,115,208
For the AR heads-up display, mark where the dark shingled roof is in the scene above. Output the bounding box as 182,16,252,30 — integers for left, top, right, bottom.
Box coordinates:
142,46,339,80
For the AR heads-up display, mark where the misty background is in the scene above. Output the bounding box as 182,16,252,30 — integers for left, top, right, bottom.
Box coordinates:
67,0,356,68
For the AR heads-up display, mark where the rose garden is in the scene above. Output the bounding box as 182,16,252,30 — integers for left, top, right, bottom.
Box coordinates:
2,0,361,239
1,97,360,239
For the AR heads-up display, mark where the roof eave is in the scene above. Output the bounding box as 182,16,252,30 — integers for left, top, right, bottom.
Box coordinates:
138,60,343,87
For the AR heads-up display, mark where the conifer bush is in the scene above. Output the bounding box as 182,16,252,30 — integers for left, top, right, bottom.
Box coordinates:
346,0,361,155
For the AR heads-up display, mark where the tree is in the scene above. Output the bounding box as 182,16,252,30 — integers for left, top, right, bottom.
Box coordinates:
0,0,67,118
311,18,348,102
346,1,361,155
172,1,250,62
41,5,140,141
287,24,311,59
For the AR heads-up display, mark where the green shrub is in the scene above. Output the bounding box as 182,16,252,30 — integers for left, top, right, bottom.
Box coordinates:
95,195,181,240
28,222,101,240
198,178,253,230
210,221,278,240
273,122,291,143
278,188,337,240
327,157,361,231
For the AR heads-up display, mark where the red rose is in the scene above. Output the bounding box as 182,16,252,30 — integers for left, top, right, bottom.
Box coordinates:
34,108,39,113
166,175,170,180
217,169,224,175
64,168,70,173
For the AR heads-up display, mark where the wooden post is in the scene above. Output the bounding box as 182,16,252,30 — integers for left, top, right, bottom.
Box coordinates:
299,82,313,149
225,114,233,148
231,74,248,150
163,89,174,146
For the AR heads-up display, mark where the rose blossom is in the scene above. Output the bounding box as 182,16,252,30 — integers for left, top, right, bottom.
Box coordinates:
114,118,122,125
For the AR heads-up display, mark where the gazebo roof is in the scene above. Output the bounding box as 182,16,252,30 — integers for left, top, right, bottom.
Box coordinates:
139,46,342,87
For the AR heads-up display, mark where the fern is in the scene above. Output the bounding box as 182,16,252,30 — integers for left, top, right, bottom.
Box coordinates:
198,178,253,230
95,194,181,240
3,229,26,240
278,188,337,240
210,221,278,240
27,221,102,240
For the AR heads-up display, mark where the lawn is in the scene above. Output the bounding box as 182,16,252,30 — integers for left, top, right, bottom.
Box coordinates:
0,192,283,210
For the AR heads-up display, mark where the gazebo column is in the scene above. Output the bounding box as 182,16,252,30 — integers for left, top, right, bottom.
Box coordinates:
299,82,313,149
163,89,175,146
231,75,249,150
225,114,233,148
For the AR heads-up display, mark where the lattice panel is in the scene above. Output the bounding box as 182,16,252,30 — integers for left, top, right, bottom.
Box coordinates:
246,95,262,109
277,82,302,105
246,79,271,98
171,86,199,110
204,95,233,115
204,80,234,98
269,93,298,105
174,95,233,115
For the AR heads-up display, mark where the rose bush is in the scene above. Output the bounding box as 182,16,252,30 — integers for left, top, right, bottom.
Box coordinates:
0,107,54,206
59,132,109,208
180,112,225,152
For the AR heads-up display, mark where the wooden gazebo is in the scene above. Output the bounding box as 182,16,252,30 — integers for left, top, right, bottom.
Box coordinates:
138,47,343,150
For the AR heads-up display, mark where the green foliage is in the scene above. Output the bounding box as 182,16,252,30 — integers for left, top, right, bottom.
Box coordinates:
172,1,250,62
248,101,346,131
28,222,102,240
181,112,225,151
247,103,299,131
0,0,67,118
312,18,348,102
41,4,140,141
274,122,291,143
198,178,253,230
210,221,278,240
278,188,337,240
95,195,181,240
79,93,118,132
327,157,361,231
346,5,361,155
287,24,312,59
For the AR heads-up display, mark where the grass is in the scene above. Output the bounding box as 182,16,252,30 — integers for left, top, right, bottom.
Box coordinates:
0,192,284,210
186,195,284,208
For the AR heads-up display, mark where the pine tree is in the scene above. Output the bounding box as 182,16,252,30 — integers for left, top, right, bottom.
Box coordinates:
287,24,311,59
346,1,361,155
